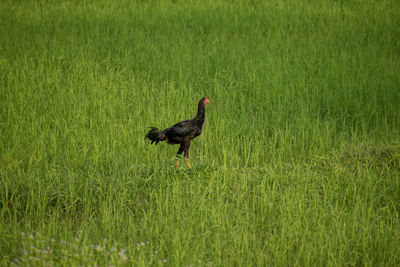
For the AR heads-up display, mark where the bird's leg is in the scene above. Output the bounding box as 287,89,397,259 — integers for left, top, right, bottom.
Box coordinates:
175,154,182,169
183,143,191,168
185,157,191,169
176,144,184,169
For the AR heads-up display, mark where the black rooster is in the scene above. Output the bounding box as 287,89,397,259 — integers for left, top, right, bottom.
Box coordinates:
145,97,210,169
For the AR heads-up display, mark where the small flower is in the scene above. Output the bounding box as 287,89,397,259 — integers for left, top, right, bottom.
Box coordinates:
118,249,128,261
118,249,125,256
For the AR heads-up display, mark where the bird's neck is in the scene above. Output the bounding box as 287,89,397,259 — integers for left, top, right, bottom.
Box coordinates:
194,103,205,123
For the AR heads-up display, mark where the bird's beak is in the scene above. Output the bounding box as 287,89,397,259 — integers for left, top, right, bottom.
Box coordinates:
205,98,210,105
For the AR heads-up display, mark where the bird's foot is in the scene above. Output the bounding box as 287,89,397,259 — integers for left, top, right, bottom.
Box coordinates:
176,159,180,169
185,157,191,169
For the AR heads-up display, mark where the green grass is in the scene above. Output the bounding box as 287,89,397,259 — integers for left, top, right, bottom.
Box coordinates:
1,0,400,265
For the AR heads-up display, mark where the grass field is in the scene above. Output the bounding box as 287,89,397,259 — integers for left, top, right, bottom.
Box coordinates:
1,0,400,265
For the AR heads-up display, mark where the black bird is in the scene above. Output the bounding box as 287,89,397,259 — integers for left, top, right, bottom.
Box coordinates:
145,97,210,168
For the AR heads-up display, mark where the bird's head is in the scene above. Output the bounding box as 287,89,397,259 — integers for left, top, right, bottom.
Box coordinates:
201,97,210,105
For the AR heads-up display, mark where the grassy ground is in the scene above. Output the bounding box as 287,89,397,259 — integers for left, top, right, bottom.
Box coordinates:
1,0,400,265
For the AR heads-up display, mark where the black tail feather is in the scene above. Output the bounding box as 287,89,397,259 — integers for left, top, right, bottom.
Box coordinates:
145,127,165,145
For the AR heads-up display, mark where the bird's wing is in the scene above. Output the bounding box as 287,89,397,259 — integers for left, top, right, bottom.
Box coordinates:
165,120,197,137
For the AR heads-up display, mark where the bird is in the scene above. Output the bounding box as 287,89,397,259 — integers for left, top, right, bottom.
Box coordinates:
145,97,210,169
